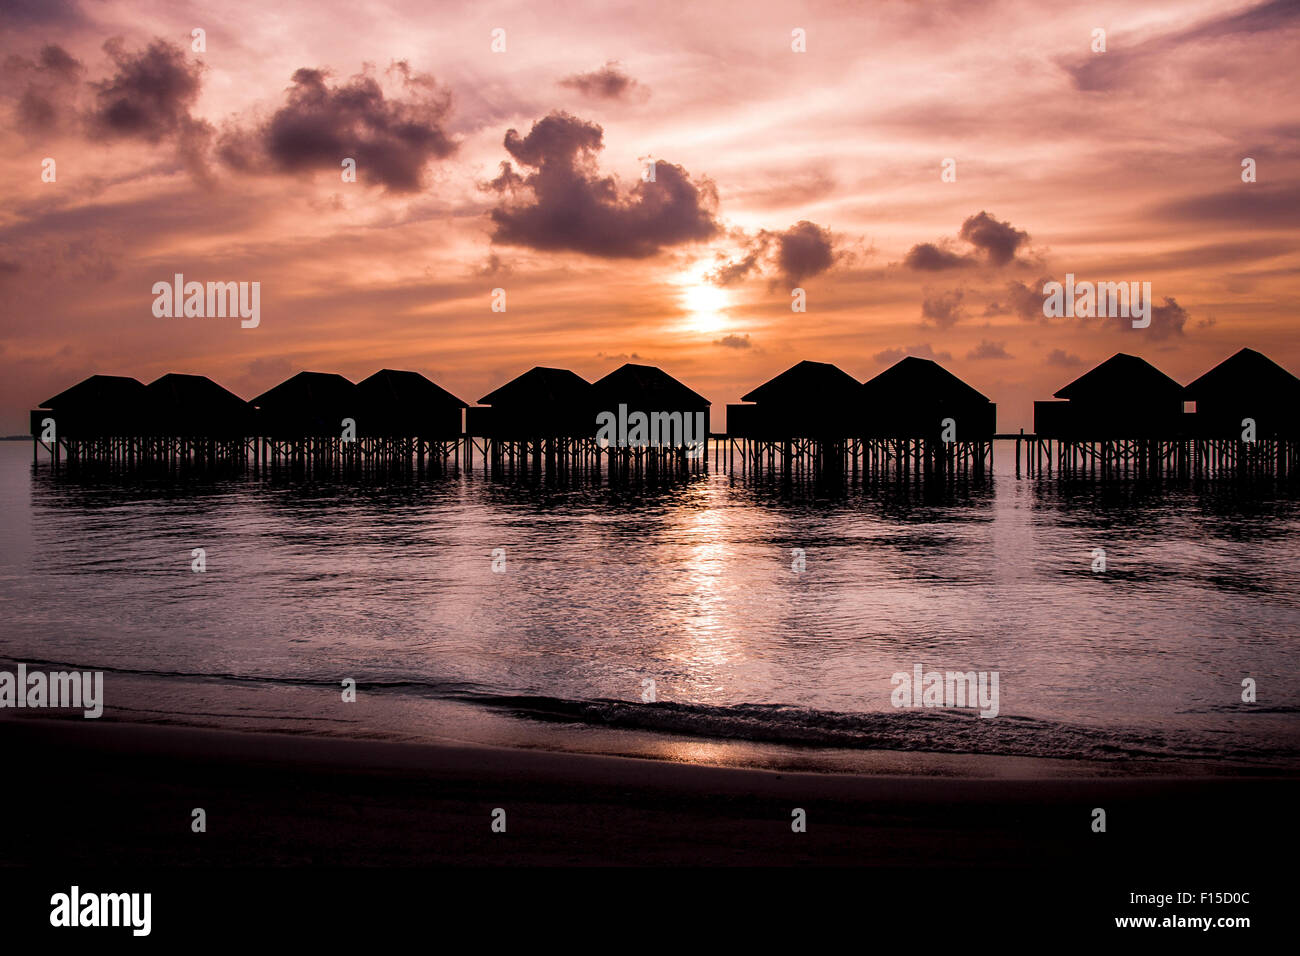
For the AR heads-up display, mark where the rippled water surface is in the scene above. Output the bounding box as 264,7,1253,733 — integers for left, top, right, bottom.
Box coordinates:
1,442,1297,772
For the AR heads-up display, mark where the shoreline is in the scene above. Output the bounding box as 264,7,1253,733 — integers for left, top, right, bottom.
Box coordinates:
2,714,1294,867
40,705,1300,779
2,655,1291,779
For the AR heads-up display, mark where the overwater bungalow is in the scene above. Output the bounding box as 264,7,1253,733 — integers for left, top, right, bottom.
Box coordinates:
1034,353,1183,440
356,369,467,439
1183,348,1300,440
465,366,595,472
726,360,861,439
859,357,996,440
467,367,593,439
590,363,711,447
144,373,253,438
31,374,149,440
251,371,359,438
1030,353,1188,477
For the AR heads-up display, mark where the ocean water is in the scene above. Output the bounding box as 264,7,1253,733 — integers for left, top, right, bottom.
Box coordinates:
1,441,1298,775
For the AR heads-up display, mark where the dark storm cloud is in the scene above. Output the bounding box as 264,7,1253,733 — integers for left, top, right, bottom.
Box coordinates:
497,110,601,167
775,220,835,283
958,211,1029,266
487,111,719,258
73,38,214,178
219,63,456,193
903,242,966,271
88,38,204,142
708,221,838,285
559,61,640,100
904,212,1030,271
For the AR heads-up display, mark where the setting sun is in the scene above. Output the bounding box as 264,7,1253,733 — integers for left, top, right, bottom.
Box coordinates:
682,282,730,333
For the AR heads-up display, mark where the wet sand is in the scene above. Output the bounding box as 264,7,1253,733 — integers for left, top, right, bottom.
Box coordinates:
1,715,1293,868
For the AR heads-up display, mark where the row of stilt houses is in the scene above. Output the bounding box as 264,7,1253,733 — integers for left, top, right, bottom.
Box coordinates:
725,357,998,479
1031,349,1300,478
28,348,1300,481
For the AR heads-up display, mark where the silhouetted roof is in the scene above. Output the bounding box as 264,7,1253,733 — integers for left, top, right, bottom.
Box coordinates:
146,373,248,410
1054,353,1181,401
357,369,468,409
861,356,990,404
143,373,251,435
741,361,860,404
1184,348,1300,400
591,364,709,409
477,367,591,407
252,371,357,411
40,374,147,410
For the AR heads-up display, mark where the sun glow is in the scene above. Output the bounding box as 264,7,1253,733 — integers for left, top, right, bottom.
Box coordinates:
682,282,730,333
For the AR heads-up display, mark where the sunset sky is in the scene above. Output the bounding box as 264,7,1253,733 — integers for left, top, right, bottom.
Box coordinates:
1,0,1297,433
